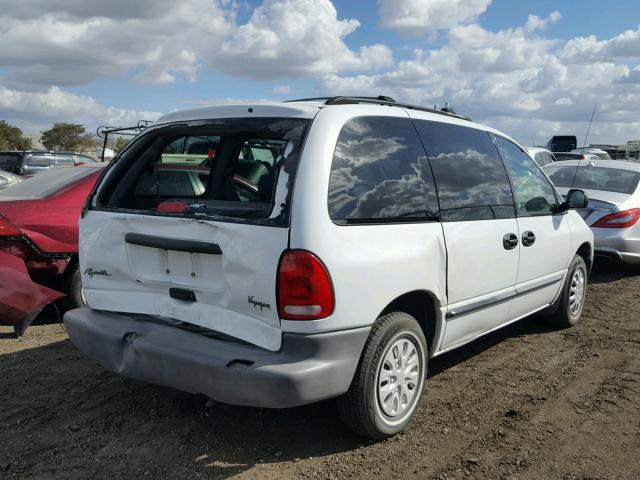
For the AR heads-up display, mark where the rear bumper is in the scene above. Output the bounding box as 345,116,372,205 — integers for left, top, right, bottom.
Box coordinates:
593,227,640,264
64,308,370,408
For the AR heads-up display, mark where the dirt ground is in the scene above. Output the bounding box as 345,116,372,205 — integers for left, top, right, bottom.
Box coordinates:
1,263,639,480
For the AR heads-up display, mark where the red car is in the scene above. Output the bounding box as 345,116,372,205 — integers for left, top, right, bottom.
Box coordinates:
0,165,103,335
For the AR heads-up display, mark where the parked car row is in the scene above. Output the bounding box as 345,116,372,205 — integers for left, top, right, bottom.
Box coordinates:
0,150,96,176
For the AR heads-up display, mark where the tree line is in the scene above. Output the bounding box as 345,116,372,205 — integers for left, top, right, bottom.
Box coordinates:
0,120,130,153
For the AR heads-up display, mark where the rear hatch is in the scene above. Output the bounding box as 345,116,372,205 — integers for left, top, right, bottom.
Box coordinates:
81,113,312,351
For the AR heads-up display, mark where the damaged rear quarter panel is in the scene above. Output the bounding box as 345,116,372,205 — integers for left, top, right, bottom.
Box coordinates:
0,251,64,329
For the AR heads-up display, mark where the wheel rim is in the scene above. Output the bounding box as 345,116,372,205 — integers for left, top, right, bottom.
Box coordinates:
376,334,422,419
569,267,586,316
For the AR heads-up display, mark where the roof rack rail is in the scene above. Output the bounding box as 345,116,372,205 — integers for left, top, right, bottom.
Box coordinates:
285,96,471,121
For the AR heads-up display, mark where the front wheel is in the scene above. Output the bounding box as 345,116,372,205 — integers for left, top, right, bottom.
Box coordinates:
544,255,588,328
337,312,427,440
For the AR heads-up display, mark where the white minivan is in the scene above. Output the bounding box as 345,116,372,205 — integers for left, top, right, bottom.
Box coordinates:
64,96,594,439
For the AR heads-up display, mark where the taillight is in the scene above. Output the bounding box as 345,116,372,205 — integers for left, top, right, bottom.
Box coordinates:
0,214,22,236
277,250,334,320
591,208,640,228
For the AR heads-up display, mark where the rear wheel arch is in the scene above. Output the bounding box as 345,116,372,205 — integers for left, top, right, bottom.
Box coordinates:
380,290,441,355
576,242,593,272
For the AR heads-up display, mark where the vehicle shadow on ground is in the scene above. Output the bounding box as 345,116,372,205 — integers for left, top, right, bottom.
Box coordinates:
2,262,634,478
589,261,640,284
1,319,565,479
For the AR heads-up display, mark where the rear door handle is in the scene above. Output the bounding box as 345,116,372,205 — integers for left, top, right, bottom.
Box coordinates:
503,233,518,250
522,231,536,247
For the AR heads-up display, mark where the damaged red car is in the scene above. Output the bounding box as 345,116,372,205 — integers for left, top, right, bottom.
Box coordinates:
0,165,103,335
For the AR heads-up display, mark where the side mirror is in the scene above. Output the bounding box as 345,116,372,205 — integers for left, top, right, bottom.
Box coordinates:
567,189,588,209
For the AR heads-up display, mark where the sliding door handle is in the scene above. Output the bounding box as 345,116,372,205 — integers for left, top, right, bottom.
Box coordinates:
503,233,518,250
522,231,536,247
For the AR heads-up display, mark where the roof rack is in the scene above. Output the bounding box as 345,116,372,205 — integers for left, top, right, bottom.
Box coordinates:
285,95,471,121
96,120,152,162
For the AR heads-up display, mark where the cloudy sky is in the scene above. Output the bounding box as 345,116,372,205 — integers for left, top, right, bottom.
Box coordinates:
0,0,639,146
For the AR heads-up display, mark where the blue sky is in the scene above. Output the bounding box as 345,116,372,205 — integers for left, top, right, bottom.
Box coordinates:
68,0,640,112
1,0,639,145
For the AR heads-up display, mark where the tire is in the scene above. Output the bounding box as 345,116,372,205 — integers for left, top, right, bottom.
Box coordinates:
543,255,588,328
337,312,427,440
61,263,85,310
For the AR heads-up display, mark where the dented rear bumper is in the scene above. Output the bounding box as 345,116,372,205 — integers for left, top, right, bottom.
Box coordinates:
0,251,65,334
64,308,370,408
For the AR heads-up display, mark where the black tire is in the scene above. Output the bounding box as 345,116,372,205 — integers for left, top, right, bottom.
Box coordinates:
61,263,85,310
543,255,588,328
337,312,427,440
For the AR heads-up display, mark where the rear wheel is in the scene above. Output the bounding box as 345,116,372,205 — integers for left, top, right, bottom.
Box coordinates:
337,312,427,440
544,255,587,328
61,263,84,310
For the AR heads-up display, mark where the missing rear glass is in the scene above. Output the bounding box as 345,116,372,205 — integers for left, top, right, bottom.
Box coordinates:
96,118,308,226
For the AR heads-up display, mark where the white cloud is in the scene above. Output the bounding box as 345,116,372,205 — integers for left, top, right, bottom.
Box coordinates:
215,0,393,79
561,28,640,63
0,85,161,132
318,18,640,145
0,0,233,87
524,11,561,32
378,0,492,35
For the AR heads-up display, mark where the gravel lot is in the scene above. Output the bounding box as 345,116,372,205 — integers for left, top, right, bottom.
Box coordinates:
1,263,639,480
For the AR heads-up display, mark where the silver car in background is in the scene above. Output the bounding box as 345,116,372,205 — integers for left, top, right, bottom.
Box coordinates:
0,170,23,190
526,146,558,167
544,159,640,264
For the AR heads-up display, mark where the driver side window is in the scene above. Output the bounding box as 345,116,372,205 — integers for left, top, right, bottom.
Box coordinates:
495,137,559,216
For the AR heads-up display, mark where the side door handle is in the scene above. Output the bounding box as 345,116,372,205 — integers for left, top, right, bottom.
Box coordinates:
522,231,536,247
503,233,519,250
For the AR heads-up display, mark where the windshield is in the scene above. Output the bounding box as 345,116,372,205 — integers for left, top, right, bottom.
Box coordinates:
0,166,98,199
545,165,640,195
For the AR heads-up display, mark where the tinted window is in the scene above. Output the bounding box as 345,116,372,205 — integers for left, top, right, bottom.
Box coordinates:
545,165,640,195
413,120,514,222
554,153,583,161
55,154,75,166
495,137,559,216
25,155,54,167
328,116,439,223
0,153,19,170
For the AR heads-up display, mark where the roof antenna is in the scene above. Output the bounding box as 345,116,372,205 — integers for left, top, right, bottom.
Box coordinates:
582,103,598,149
441,102,456,114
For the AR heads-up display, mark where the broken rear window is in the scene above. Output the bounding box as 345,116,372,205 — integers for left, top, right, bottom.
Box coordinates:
97,118,309,225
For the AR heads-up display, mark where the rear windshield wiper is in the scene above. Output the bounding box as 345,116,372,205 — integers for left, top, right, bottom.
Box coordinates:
185,204,271,219
343,210,439,224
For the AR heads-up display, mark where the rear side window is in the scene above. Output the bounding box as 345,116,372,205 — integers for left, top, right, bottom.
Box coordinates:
413,120,514,222
55,154,75,166
328,116,439,223
545,165,640,195
0,153,19,170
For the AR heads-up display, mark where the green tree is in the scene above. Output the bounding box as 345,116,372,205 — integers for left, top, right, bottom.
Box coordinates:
40,123,86,150
0,120,33,150
113,136,130,153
